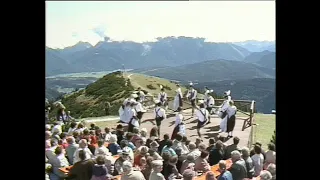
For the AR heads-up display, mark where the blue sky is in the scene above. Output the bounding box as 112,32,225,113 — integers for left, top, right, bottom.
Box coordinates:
46,1,275,48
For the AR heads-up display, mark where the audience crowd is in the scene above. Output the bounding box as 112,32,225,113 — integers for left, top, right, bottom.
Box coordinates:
45,120,276,180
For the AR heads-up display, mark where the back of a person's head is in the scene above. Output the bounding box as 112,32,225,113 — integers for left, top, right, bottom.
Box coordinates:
123,160,133,173
205,171,216,180
218,160,227,171
97,139,104,147
267,163,276,175
162,151,171,162
60,132,67,139
96,155,106,165
198,143,207,151
241,147,250,157
120,139,129,148
79,139,88,148
175,148,182,156
90,123,95,128
70,122,77,128
215,140,223,150
200,151,209,159
78,150,86,161
260,171,272,180
163,133,170,140
182,136,188,142
73,131,79,137
54,146,63,155
169,156,178,164
231,150,241,160
166,140,173,147
186,154,195,162
77,123,84,129
67,137,75,144
254,145,262,154
218,136,225,142
189,142,196,150
175,133,183,141
233,136,240,145
83,129,89,135
133,127,140,134
209,138,215,145
126,132,133,140
268,143,276,151
50,139,58,147
183,169,196,180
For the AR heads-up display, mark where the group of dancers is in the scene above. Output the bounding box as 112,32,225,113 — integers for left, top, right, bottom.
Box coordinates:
118,83,238,139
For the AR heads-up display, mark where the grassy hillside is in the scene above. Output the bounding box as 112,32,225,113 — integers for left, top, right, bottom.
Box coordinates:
50,71,189,119
252,114,276,149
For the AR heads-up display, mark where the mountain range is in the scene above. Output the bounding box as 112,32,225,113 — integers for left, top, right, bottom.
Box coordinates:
46,37,275,76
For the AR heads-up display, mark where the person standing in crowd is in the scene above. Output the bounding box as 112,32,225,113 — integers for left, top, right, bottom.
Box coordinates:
56,102,67,123
68,150,95,180
186,83,197,116
104,101,112,116
149,160,166,180
241,147,255,179
173,84,183,112
195,100,209,139
226,101,237,138
158,86,168,110
224,137,241,159
154,100,166,137
251,145,264,177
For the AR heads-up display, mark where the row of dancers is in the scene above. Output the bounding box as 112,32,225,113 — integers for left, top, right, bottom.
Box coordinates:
118,83,237,139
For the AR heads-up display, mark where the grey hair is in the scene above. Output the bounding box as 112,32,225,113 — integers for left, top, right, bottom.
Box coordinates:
79,139,88,148
267,163,276,175
241,147,250,157
260,171,272,180
218,160,227,170
231,150,241,159
123,160,133,172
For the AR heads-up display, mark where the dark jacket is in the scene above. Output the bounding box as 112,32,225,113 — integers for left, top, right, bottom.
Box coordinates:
229,159,247,180
209,148,225,166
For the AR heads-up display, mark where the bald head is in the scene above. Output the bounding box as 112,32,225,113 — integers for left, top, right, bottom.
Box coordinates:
79,139,88,148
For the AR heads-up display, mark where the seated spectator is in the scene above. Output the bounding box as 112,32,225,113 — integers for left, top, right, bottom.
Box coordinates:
182,169,196,180
73,139,94,164
259,170,272,180
264,143,276,169
91,156,109,180
266,163,276,180
114,149,131,175
206,171,217,180
217,160,232,180
206,138,215,152
95,139,109,156
209,141,224,166
180,154,195,173
120,160,146,180
68,150,95,180
161,140,177,157
66,137,79,165
229,150,247,180
241,147,254,179
188,142,201,160
149,160,165,180
194,151,210,172
224,137,241,159
108,135,121,155
252,145,264,177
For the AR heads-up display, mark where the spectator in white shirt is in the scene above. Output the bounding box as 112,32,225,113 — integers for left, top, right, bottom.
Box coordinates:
66,137,78,165
73,139,94,164
94,139,109,156
104,127,113,142
46,139,58,164
252,145,265,177
51,122,62,136
67,122,78,136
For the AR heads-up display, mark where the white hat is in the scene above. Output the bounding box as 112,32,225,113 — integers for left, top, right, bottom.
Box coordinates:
198,100,204,104
189,82,193,86
224,90,231,96
154,100,160,104
131,94,138,98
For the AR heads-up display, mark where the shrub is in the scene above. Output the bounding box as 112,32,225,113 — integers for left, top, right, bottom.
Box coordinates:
270,129,276,144
146,84,157,90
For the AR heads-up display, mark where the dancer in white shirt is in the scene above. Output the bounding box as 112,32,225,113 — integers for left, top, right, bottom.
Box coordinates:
195,100,209,139
158,86,168,110
171,106,185,139
154,100,167,137
219,90,232,133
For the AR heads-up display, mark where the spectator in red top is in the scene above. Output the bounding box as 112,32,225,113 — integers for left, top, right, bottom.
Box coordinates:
134,146,149,166
89,130,97,144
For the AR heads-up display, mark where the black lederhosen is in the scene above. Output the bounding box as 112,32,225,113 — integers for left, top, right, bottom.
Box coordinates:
197,109,207,129
136,111,144,120
155,108,164,126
